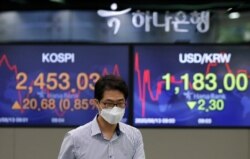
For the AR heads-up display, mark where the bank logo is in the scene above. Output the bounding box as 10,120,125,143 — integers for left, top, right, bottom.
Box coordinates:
97,3,131,34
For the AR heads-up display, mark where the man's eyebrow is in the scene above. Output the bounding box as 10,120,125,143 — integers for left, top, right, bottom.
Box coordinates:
103,99,125,102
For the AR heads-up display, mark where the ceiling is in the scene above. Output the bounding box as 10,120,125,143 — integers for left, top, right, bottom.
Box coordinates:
0,0,249,11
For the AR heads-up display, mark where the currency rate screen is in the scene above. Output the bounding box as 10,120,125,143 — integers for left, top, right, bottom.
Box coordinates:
0,45,129,126
133,45,250,127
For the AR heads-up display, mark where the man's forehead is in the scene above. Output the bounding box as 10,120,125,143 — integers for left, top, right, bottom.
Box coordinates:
102,90,125,100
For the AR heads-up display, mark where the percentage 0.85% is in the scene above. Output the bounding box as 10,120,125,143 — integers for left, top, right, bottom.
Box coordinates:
20,98,96,112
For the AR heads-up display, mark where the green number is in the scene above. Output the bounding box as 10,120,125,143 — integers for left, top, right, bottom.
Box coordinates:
209,99,217,110
193,73,205,91
224,73,248,91
224,73,235,91
180,73,189,90
198,99,206,111
236,73,248,91
205,73,217,91
162,73,171,90
217,100,224,110
209,99,224,111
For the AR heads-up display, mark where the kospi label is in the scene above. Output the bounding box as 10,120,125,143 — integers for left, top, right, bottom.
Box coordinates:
42,53,75,63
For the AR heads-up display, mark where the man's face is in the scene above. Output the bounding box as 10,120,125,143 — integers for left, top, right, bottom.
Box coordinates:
98,90,126,110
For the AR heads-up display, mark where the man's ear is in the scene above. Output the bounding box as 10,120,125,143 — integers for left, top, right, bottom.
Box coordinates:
91,98,101,111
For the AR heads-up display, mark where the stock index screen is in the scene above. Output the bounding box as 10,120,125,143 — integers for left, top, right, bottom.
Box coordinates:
133,45,250,127
0,45,129,126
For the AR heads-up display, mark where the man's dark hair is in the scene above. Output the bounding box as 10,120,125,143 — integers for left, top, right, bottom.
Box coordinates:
94,75,128,101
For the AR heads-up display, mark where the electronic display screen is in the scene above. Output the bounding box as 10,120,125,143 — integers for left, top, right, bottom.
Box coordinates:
133,45,250,127
0,45,129,126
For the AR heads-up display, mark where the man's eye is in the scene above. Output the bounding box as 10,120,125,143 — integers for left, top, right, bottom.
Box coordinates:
105,103,114,106
103,102,125,107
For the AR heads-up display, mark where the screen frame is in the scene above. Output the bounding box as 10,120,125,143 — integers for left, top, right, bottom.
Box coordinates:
0,42,131,128
132,43,250,129
1,42,250,129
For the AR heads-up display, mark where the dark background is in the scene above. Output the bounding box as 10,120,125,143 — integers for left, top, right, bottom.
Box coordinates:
0,0,249,11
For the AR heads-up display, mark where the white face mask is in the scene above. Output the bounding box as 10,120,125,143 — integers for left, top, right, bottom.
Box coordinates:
100,107,125,124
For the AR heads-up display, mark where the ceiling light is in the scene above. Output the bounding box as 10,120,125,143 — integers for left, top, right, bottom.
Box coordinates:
228,12,240,19
50,0,65,3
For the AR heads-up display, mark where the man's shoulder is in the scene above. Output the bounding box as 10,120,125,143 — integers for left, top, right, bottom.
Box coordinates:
119,122,142,136
119,122,143,147
68,121,92,137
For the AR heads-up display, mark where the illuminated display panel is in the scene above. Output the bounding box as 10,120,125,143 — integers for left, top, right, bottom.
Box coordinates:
0,45,129,126
133,45,250,127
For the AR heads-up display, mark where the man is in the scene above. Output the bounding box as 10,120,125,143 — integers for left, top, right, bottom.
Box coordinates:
58,75,145,159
